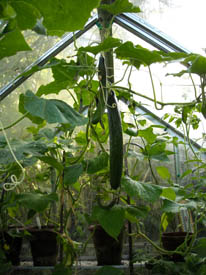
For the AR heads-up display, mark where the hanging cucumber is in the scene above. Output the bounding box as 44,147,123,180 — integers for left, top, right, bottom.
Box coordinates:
92,55,107,124
201,91,206,119
107,90,123,190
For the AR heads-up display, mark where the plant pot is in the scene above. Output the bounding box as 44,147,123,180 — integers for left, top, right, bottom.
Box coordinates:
28,226,58,266
89,224,124,266
0,230,23,266
161,232,193,262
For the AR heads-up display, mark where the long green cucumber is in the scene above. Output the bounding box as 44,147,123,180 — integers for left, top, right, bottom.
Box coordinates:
107,90,123,189
92,55,107,124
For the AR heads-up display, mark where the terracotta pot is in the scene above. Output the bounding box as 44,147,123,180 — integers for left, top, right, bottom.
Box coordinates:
89,224,124,266
28,226,58,266
0,230,23,266
161,232,193,262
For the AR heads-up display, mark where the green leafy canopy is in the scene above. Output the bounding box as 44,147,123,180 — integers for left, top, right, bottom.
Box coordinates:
0,0,101,60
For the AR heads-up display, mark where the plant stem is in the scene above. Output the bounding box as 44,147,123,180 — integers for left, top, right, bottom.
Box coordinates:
0,112,28,132
112,85,198,107
148,66,163,110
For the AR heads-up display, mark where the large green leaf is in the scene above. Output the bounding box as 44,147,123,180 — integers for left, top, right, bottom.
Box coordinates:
115,42,165,68
36,81,70,97
96,266,124,275
125,205,149,222
138,127,157,144
19,93,44,124
0,2,16,19
161,187,176,201
36,59,83,96
74,131,88,145
16,192,58,212
24,0,101,36
22,90,88,126
122,176,162,202
0,28,31,60
156,166,171,180
187,55,206,75
79,37,122,55
75,80,98,107
11,1,39,30
167,54,206,77
160,51,189,61
161,199,197,213
83,152,108,174
144,141,169,160
92,205,125,239
39,156,64,172
0,139,48,165
63,163,84,186
51,59,79,82
76,52,96,77
193,238,206,257
100,0,140,15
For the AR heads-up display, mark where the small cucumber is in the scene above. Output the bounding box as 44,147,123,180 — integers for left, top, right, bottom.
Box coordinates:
107,90,123,189
92,55,107,124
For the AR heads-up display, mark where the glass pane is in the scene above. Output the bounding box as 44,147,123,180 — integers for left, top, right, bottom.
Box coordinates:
0,31,60,88
131,0,206,54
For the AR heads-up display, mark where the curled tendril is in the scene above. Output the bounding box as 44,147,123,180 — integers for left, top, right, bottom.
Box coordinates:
0,119,25,191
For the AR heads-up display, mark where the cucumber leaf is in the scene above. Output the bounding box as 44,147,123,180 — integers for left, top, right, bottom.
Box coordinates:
100,0,140,15
92,205,125,239
0,28,31,60
83,152,108,174
122,176,162,202
24,0,101,36
16,192,58,212
79,37,122,55
22,90,88,126
63,163,84,185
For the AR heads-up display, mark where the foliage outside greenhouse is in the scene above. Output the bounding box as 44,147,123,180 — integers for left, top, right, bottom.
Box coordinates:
0,0,206,274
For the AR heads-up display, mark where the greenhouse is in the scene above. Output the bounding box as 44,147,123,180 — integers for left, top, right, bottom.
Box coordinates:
0,1,206,274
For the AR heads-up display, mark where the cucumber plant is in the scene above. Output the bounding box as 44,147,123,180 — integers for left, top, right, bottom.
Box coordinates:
1,0,206,272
